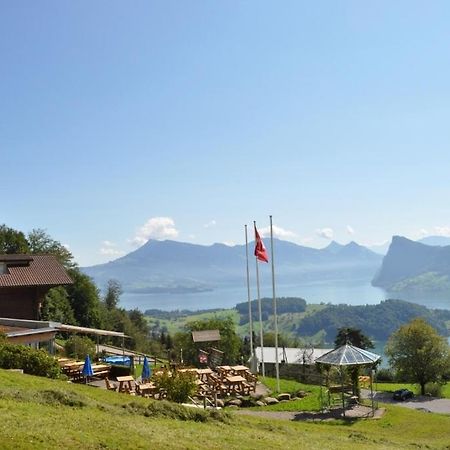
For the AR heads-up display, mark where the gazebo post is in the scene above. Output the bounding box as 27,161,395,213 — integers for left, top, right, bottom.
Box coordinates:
340,367,346,417
370,367,375,417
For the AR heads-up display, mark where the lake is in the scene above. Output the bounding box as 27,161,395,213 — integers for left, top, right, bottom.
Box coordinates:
120,278,450,312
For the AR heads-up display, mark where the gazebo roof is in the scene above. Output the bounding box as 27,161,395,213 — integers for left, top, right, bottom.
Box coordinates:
315,344,380,366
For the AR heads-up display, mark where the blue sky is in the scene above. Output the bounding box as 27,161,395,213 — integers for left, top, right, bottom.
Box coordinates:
2,1,450,266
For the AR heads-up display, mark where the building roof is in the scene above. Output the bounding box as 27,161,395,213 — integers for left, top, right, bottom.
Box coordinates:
0,317,128,338
254,346,332,365
315,344,381,366
0,255,72,288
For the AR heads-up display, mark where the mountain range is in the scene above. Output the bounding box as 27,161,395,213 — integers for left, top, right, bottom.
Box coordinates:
82,238,382,294
372,235,450,294
82,235,450,302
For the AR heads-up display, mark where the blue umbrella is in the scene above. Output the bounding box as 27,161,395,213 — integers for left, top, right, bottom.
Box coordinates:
82,355,93,382
141,356,151,381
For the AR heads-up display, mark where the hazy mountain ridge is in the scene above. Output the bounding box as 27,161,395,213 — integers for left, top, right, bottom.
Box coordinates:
82,238,382,294
372,236,450,294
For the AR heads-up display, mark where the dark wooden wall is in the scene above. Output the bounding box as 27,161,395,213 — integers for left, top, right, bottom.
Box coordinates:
0,287,42,320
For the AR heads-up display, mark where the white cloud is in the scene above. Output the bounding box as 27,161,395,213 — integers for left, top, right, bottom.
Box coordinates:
222,241,235,247
259,225,297,240
99,240,124,256
411,227,450,239
299,236,314,246
316,227,334,240
433,226,450,237
131,217,179,246
203,219,217,228
346,225,355,235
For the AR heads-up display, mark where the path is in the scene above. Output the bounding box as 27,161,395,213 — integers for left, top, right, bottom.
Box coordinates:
238,405,385,421
362,390,450,414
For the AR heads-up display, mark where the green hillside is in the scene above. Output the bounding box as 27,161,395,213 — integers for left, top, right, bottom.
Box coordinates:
145,299,450,345
1,370,450,449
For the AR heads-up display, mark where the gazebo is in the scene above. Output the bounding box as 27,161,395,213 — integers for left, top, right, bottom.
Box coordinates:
315,344,381,417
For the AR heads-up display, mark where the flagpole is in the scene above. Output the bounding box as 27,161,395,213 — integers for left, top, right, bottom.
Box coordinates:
269,215,280,392
254,221,265,377
244,225,254,364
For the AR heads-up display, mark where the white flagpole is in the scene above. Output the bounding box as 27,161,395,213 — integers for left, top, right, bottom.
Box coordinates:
244,225,254,364
254,221,265,377
270,215,280,392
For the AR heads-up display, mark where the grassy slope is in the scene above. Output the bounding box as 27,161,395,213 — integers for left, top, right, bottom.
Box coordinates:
146,304,326,340
1,370,450,449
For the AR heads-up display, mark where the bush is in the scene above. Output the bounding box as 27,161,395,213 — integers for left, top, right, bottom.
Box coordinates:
64,335,95,360
425,382,443,397
153,369,197,403
0,342,60,378
376,368,395,382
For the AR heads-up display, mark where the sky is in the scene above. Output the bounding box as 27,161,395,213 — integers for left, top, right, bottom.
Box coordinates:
2,1,450,266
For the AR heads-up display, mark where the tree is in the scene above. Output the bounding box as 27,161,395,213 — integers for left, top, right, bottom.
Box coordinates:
385,318,450,395
0,224,29,253
66,269,102,328
27,228,75,268
40,286,77,324
334,327,374,349
104,279,122,310
173,316,241,366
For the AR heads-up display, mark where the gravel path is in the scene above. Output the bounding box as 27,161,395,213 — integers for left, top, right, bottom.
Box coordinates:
237,405,385,421
365,390,450,414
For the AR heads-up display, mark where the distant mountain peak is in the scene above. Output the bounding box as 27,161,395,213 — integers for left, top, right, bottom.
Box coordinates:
324,241,344,254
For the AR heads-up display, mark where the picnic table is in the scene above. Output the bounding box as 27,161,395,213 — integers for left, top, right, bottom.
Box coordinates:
62,361,85,380
117,375,135,393
197,368,213,382
137,382,158,397
225,375,248,395
91,364,110,378
231,365,250,376
217,365,233,380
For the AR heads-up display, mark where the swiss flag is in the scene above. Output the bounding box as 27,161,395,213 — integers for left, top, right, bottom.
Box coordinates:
254,225,269,263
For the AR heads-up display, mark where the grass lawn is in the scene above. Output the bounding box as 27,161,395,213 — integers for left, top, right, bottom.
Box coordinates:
259,376,322,411
375,382,450,398
1,370,450,449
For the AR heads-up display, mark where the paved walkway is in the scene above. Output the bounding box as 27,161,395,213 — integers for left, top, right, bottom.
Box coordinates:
364,390,450,414
238,404,385,421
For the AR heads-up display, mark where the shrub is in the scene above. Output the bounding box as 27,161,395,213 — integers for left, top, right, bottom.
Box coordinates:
425,382,443,397
0,342,60,378
64,335,95,360
153,369,197,403
376,368,395,382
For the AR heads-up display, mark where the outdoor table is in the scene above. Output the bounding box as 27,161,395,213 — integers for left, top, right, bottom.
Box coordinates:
225,375,247,395
197,368,213,382
91,364,110,378
231,365,250,375
217,366,233,380
62,361,84,379
116,375,135,393
137,382,158,397
57,358,72,366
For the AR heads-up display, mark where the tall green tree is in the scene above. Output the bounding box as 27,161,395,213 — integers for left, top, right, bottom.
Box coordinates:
66,269,102,328
334,327,374,349
0,225,29,253
40,286,77,324
27,228,75,268
104,279,122,310
385,318,450,395
173,316,241,366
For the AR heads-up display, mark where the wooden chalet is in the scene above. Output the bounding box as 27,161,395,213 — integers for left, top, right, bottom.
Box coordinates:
0,254,73,320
